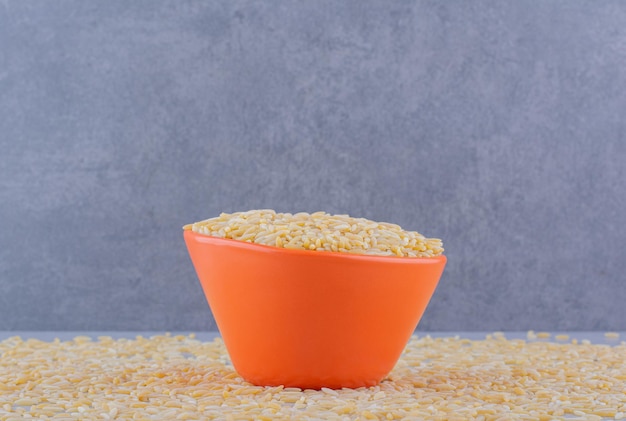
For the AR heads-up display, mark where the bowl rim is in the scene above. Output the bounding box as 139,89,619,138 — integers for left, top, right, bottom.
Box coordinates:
184,229,446,265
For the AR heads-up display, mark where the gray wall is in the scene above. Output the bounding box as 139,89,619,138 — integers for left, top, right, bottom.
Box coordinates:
1,1,625,331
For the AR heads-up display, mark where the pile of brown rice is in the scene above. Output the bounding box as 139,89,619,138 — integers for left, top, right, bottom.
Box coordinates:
183,210,444,257
1,333,625,420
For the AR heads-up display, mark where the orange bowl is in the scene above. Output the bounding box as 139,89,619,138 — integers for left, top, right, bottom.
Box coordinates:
184,230,446,389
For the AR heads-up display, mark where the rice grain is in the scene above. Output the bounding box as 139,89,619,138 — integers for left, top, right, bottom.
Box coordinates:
1,334,625,420
183,210,443,258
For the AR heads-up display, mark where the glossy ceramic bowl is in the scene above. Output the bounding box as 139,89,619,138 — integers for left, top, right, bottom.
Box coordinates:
184,230,446,389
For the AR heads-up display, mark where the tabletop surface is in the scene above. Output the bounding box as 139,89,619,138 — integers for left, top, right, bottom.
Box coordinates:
2,330,624,420
1,331,623,344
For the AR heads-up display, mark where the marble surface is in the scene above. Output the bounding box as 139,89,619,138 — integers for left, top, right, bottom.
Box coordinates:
1,1,625,331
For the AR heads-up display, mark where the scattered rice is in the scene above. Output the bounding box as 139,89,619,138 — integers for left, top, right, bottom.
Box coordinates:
1,334,625,420
183,209,444,257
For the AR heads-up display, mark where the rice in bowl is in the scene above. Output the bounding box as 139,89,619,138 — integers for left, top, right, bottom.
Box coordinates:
183,209,443,258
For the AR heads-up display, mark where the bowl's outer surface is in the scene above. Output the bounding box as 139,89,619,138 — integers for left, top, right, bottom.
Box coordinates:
184,230,446,389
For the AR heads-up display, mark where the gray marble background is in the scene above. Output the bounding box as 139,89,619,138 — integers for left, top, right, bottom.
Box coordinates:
1,1,625,331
